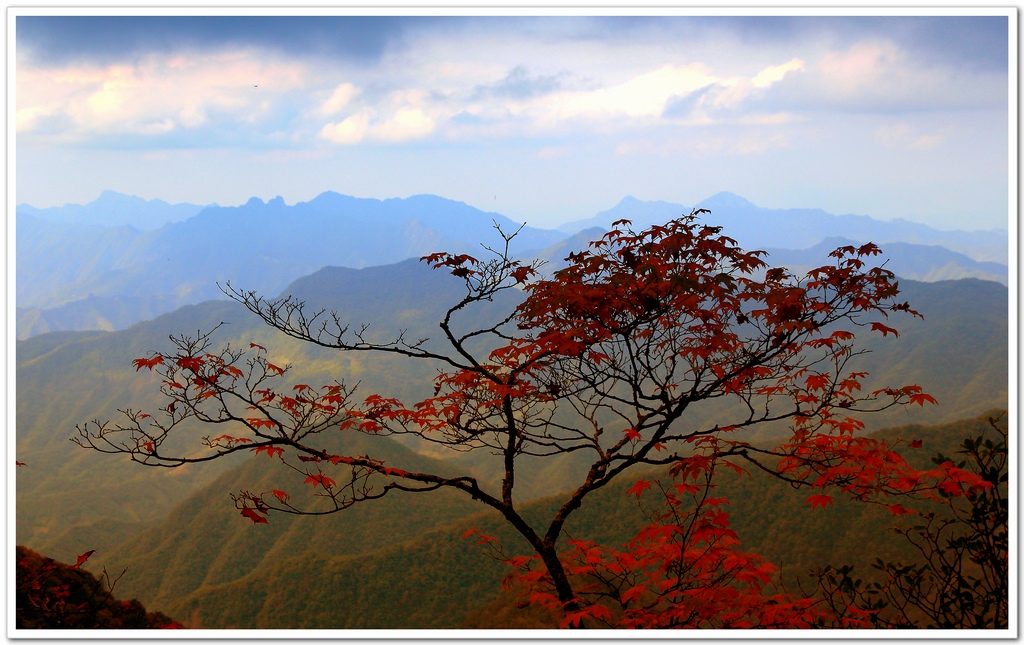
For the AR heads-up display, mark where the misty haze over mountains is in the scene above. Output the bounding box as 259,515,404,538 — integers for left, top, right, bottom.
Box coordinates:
16,190,1009,339
14,188,1010,629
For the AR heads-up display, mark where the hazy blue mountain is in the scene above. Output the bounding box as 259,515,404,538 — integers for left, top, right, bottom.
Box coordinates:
18,189,1009,340
17,192,567,337
536,215,1007,289
557,196,687,234
763,237,1008,285
16,212,151,309
17,294,187,339
695,192,1007,263
558,192,1007,264
16,190,209,230
520,226,605,274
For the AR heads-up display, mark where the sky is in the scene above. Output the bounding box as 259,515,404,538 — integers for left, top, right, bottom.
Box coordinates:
14,12,1013,231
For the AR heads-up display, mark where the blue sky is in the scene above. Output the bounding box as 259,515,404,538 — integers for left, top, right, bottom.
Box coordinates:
15,12,1012,231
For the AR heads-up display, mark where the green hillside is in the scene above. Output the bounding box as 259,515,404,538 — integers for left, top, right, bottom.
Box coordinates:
15,259,515,560
16,266,1007,566
125,413,1003,628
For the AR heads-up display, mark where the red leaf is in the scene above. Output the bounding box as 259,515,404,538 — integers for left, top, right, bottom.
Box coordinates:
132,355,164,371
869,322,899,337
249,342,267,352
886,503,913,517
908,439,923,449
252,445,284,458
240,507,269,524
908,393,937,407
15,461,25,467
176,356,204,371
73,549,96,569
246,418,278,430
304,473,336,489
626,479,651,498
271,489,290,503
806,494,833,510
510,265,533,284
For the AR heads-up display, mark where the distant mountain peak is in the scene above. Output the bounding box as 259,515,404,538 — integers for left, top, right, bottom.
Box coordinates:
697,191,755,209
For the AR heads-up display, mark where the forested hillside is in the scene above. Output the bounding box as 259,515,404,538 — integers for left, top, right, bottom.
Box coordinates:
17,249,1007,559
99,414,1003,628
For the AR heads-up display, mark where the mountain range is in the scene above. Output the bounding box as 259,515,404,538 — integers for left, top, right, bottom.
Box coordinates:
17,255,1007,564
14,198,1009,629
17,190,210,230
563,193,1008,264
16,190,1008,339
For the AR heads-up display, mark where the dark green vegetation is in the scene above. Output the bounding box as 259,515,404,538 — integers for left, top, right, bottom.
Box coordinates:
16,546,180,629
815,416,1008,629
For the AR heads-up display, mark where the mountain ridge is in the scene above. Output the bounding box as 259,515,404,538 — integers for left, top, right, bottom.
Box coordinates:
17,190,1008,339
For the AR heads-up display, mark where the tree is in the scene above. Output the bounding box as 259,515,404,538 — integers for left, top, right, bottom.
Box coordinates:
74,211,959,624
814,413,1007,629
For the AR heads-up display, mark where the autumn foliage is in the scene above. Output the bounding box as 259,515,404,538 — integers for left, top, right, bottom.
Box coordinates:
73,211,998,628
16,546,181,629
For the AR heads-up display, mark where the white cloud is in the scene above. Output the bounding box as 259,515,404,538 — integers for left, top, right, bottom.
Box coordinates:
372,107,435,142
818,41,900,97
322,83,358,116
18,51,307,140
758,40,1005,113
535,64,717,121
320,112,371,144
752,58,805,89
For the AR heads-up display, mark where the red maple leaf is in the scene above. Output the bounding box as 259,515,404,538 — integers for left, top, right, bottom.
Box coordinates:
304,473,336,489
73,549,96,569
131,355,164,371
908,393,937,407
886,504,913,517
252,445,284,458
626,479,652,498
869,322,899,337
176,356,204,371
240,507,269,524
271,489,290,503
806,494,833,510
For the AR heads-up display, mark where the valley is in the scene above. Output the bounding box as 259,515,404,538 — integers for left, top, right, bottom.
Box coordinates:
15,191,1010,629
